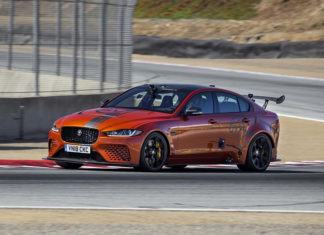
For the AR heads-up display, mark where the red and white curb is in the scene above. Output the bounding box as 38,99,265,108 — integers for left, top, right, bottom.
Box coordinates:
0,160,323,169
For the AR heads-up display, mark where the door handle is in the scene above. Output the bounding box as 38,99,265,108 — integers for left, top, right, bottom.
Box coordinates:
242,117,250,123
208,119,218,124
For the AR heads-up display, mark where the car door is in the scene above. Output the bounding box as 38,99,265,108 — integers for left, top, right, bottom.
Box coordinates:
173,91,224,162
213,92,253,155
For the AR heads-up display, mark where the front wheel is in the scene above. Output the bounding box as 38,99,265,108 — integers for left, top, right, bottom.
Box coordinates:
139,132,168,172
56,161,83,169
237,134,272,172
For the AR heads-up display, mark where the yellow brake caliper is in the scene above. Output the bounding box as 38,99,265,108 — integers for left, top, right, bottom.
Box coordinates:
156,141,161,159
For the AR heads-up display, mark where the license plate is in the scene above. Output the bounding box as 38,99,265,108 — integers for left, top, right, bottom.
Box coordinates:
65,144,91,154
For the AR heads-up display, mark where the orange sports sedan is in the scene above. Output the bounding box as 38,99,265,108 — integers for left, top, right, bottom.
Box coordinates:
47,84,285,172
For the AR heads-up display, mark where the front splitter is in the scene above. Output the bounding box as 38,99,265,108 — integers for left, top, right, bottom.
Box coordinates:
44,157,136,168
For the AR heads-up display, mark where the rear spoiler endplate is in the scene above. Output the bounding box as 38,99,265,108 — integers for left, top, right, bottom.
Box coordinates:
247,94,285,109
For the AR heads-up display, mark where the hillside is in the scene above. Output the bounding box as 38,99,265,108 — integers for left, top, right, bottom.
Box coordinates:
133,0,324,43
0,0,323,43
134,0,261,20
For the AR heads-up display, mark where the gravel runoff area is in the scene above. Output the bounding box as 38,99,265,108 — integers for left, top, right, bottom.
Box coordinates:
0,209,323,235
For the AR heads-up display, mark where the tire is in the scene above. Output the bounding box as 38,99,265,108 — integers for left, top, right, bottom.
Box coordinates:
237,133,272,172
167,165,187,170
133,166,141,171
139,132,168,172
56,161,83,169
236,164,249,171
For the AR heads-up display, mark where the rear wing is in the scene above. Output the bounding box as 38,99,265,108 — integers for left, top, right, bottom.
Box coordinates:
247,94,285,109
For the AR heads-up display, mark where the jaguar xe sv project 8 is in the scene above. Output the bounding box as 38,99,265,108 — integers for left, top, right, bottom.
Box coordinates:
47,84,285,172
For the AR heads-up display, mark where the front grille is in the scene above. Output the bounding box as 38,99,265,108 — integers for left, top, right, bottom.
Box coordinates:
61,127,99,144
103,144,131,162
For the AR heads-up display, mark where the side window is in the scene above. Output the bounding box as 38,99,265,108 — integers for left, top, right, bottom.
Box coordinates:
216,92,240,113
184,92,213,115
238,97,251,112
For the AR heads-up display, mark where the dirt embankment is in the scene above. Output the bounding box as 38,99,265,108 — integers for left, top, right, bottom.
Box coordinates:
133,0,324,43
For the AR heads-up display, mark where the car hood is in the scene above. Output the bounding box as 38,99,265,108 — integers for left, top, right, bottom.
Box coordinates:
57,107,171,130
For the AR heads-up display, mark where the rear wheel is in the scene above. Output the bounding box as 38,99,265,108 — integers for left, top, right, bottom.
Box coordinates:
139,132,168,172
56,162,83,169
237,134,272,172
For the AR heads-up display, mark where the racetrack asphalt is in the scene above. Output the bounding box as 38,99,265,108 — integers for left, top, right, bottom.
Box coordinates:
0,165,323,212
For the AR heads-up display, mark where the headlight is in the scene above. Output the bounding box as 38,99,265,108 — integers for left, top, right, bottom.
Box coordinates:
104,129,142,137
51,123,59,133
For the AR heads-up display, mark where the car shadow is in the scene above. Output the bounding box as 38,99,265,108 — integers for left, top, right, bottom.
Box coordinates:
77,166,322,174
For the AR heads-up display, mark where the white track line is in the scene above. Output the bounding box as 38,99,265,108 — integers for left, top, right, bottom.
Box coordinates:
0,206,323,214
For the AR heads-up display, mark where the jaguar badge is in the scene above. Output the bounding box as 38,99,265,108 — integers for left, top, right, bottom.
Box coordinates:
77,129,82,137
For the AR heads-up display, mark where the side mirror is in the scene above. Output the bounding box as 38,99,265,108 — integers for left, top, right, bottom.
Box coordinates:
100,98,110,108
184,107,202,116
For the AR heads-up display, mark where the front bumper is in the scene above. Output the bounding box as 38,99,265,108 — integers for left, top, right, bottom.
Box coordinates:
48,130,144,166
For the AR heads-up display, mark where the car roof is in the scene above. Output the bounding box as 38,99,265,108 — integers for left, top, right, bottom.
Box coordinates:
139,83,212,93
136,84,251,101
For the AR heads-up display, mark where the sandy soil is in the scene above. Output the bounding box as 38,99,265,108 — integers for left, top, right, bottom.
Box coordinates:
0,141,48,160
1,209,323,225
0,209,323,234
278,116,324,162
0,116,323,162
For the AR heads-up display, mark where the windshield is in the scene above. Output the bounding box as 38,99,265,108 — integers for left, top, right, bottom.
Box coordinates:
105,85,188,113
